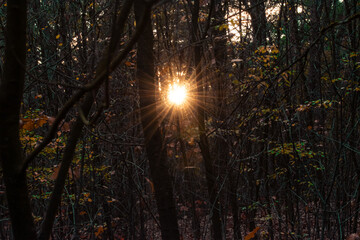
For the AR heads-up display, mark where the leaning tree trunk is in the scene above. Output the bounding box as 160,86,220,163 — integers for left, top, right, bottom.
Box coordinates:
135,1,181,239
39,1,135,238
0,1,37,239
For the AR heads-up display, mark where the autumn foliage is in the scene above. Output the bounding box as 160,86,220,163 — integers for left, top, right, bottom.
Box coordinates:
1,0,360,239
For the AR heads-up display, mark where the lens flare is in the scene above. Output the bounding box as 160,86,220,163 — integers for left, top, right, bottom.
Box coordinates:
168,84,187,106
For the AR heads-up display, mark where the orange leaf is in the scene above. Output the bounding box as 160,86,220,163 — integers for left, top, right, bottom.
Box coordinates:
61,122,71,132
22,118,35,131
37,116,48,127
21,115,49,131
79,211,87,215
95,226,104,238
125,61,133,67
245,227,260,240
50,165,60,180
50,164,81,181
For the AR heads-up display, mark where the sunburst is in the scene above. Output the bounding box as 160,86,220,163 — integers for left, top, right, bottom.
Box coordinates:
168,83,187,106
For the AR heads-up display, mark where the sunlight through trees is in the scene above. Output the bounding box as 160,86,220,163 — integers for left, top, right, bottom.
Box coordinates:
0,0,359,239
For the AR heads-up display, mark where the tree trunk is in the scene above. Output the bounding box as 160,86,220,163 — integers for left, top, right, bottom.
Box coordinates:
246,0,268,47
190,0,224,239
0,1,37,239
213,1,241,239
135,1,181,239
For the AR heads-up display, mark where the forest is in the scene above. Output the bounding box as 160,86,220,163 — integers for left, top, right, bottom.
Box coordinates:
0,0,359,239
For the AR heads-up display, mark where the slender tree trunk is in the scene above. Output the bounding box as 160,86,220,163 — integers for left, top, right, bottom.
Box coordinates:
190,0,224,239
308,1,323,103
135,1,181,239
176,113,201,239
0,1,37,239
39,99,92,239
213,1,241,239
246,0,268,47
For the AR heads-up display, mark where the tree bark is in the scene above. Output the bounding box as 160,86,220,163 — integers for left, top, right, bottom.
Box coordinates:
246,0,268,47
0,1,38,239
135,1,181,239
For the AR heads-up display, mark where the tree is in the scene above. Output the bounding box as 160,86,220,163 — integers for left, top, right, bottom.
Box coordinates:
135,0,181,239
0,0,146,238
1,0,360,239
189,0,224,239
0,1,37,239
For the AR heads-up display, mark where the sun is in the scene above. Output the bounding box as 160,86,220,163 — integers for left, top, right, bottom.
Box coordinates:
168,83,187,106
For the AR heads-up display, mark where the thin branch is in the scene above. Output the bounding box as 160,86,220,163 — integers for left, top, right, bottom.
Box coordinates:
272,11,360,81
22,0,146,172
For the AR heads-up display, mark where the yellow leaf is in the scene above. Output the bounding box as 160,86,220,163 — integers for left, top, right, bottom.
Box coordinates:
350,52,357,58
258,46,266,54
56,34,60,39
245,227,260,240
79,211,87,215
87,198,92,202
219,24,228,31
58,43,63,47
